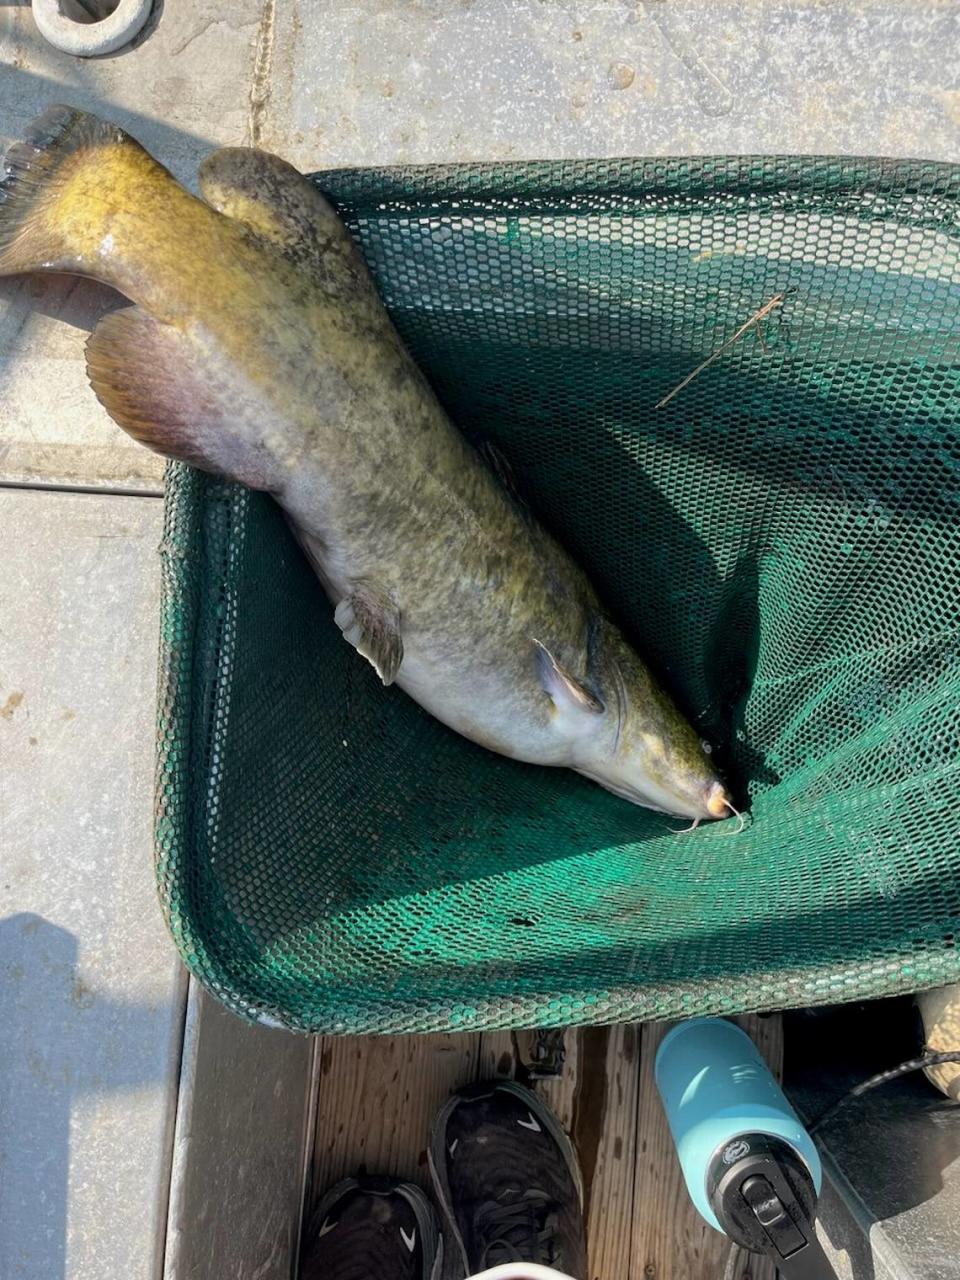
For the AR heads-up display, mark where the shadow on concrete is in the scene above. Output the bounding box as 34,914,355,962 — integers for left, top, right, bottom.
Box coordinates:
0,913,183,1280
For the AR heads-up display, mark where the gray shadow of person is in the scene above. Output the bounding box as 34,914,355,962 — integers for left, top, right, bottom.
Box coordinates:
0,914,178,1279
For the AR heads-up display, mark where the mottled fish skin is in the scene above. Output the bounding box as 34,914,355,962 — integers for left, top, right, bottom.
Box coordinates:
0,106,732,820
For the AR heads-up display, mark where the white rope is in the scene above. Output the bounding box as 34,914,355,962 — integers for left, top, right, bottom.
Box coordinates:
466,1266,579,1280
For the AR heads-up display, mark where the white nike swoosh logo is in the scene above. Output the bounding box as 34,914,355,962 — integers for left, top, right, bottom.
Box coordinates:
318,1217,337,1238
400,1227,417,1253
518,1112,542,1132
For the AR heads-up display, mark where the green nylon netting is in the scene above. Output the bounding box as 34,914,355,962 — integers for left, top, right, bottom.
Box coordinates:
156,155,960,1035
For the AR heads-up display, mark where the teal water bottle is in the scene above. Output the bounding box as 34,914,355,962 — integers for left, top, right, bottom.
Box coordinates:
655,1018,835,1280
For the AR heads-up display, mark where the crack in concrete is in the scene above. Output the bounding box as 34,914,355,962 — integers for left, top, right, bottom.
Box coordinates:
249,0,277,149
170,15,261,60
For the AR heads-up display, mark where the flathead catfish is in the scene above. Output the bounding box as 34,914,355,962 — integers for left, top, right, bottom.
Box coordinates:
0,106,734,821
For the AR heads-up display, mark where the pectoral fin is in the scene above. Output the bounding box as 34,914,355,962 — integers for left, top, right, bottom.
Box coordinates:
534,638,605,719
335,584,403,685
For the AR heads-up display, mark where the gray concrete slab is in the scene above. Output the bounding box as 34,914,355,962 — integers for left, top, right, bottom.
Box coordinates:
0,488,186,1280
265,0,960,169
164,983,316,1280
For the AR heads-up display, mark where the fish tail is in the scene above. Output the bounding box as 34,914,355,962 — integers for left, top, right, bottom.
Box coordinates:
0,105,158,280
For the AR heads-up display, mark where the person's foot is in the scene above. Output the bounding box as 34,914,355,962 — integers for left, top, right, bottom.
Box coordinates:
300,1175,442,1280
429,1080,587,1278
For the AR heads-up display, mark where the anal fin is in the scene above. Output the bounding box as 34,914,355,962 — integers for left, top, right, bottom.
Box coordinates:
85,306,278,488
335,584,403,685
86,307,212,468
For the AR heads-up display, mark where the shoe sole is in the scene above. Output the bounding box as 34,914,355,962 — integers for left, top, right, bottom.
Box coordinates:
307,1175,443,1280
427,1080,584,1278
464,1266,580,1280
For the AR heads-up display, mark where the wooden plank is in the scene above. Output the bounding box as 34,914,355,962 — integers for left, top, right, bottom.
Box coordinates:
477,1029,519,1081
633,1015,784,1280
311,1033,480,1197
535,1029,582,1134
579,1025,641,1280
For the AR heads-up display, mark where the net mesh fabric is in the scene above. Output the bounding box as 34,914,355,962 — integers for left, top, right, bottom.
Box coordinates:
155,155,960,1034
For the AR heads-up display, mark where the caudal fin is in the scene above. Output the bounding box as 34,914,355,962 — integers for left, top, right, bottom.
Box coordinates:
0,105,147,277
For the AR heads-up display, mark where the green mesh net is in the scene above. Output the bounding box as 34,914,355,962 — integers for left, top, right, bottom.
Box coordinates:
156,156,960,1034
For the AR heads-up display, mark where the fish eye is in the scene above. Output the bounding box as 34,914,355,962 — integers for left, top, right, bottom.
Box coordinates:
700,739,713,755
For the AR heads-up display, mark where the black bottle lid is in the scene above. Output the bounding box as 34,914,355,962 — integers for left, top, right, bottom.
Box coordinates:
707,1132,837,1280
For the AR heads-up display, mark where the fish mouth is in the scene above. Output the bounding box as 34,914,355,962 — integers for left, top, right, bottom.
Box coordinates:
575,769,714,820
705,780,734,819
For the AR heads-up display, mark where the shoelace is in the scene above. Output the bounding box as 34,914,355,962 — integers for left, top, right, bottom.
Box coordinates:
473,1189,563,1268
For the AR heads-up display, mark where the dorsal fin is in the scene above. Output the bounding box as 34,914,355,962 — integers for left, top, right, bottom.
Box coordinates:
473,438,535,526
197,148,367,280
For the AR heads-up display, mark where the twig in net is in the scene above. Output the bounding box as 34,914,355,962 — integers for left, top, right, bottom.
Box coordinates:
656,291,786,409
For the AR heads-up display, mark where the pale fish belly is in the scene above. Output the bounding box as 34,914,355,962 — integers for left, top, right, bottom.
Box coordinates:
286,483,571,767
395,646,570,765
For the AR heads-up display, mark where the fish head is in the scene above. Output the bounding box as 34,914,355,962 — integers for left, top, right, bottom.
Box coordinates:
546,626,734,821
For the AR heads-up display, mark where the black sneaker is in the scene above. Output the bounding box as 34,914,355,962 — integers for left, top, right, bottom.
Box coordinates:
300,1175,443,1280
429,1080,587,1278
